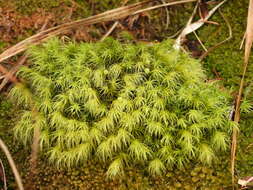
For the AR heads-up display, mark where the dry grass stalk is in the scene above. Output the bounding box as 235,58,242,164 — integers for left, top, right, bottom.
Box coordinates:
0,0,151,63
0,158,7,190
30,121,40,178
0,138,24,190
199,9,232,60
0,65,17,83
0,18,49,92
100,21,119,41
174,0,227,49
0,0,197,63
231,0,253,187
0,55,27,91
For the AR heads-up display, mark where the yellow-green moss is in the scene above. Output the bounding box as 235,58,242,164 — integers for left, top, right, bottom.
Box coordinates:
0,0,253,188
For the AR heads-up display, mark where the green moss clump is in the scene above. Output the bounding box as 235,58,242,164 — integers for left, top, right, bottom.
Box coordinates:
10,38,234,177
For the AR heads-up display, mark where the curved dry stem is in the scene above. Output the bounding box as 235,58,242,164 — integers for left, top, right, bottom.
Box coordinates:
0,0,197,63
0,138,24,190
231,0,253,188
199,9,232,60
0,158,7,190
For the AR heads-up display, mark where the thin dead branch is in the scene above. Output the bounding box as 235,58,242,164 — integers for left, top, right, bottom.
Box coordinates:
199,9,232,60
30,122,40,176
231,0,253,188
0,18,49,92
174,0,227,49
0,138,24,190
0,65,17,83
240,32,246,50
0,0,197,63
0,55,27,91
133,0,196,15
193,31,207,52
160,0,170,29
0,0,151,63
25,108,42,190
100,0,129,42
0,158,7,190
100,21,119,41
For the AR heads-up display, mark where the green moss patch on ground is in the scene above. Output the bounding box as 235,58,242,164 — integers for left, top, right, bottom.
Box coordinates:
197,0,250,87
194,0,253,182
0,0,253,189
0,94,232,190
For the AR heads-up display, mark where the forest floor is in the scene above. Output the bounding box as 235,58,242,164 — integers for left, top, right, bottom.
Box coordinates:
0,0,253,189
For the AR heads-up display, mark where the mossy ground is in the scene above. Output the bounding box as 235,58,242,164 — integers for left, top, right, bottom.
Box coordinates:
0,0,252,189
195,0,253,179
0,95,232,189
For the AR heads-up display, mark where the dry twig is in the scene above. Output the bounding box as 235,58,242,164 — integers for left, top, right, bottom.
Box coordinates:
231,0,253,188
160,0,170,29
100,21,119,41
0,55,27,91
193,31,207,52
30,118,40,177
0,158,7,190
100,0,130,41
174,0,227,49
0,138,24,190
199,9,232,60
0,0,197,63
240,32,246,50
0,18,49,92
